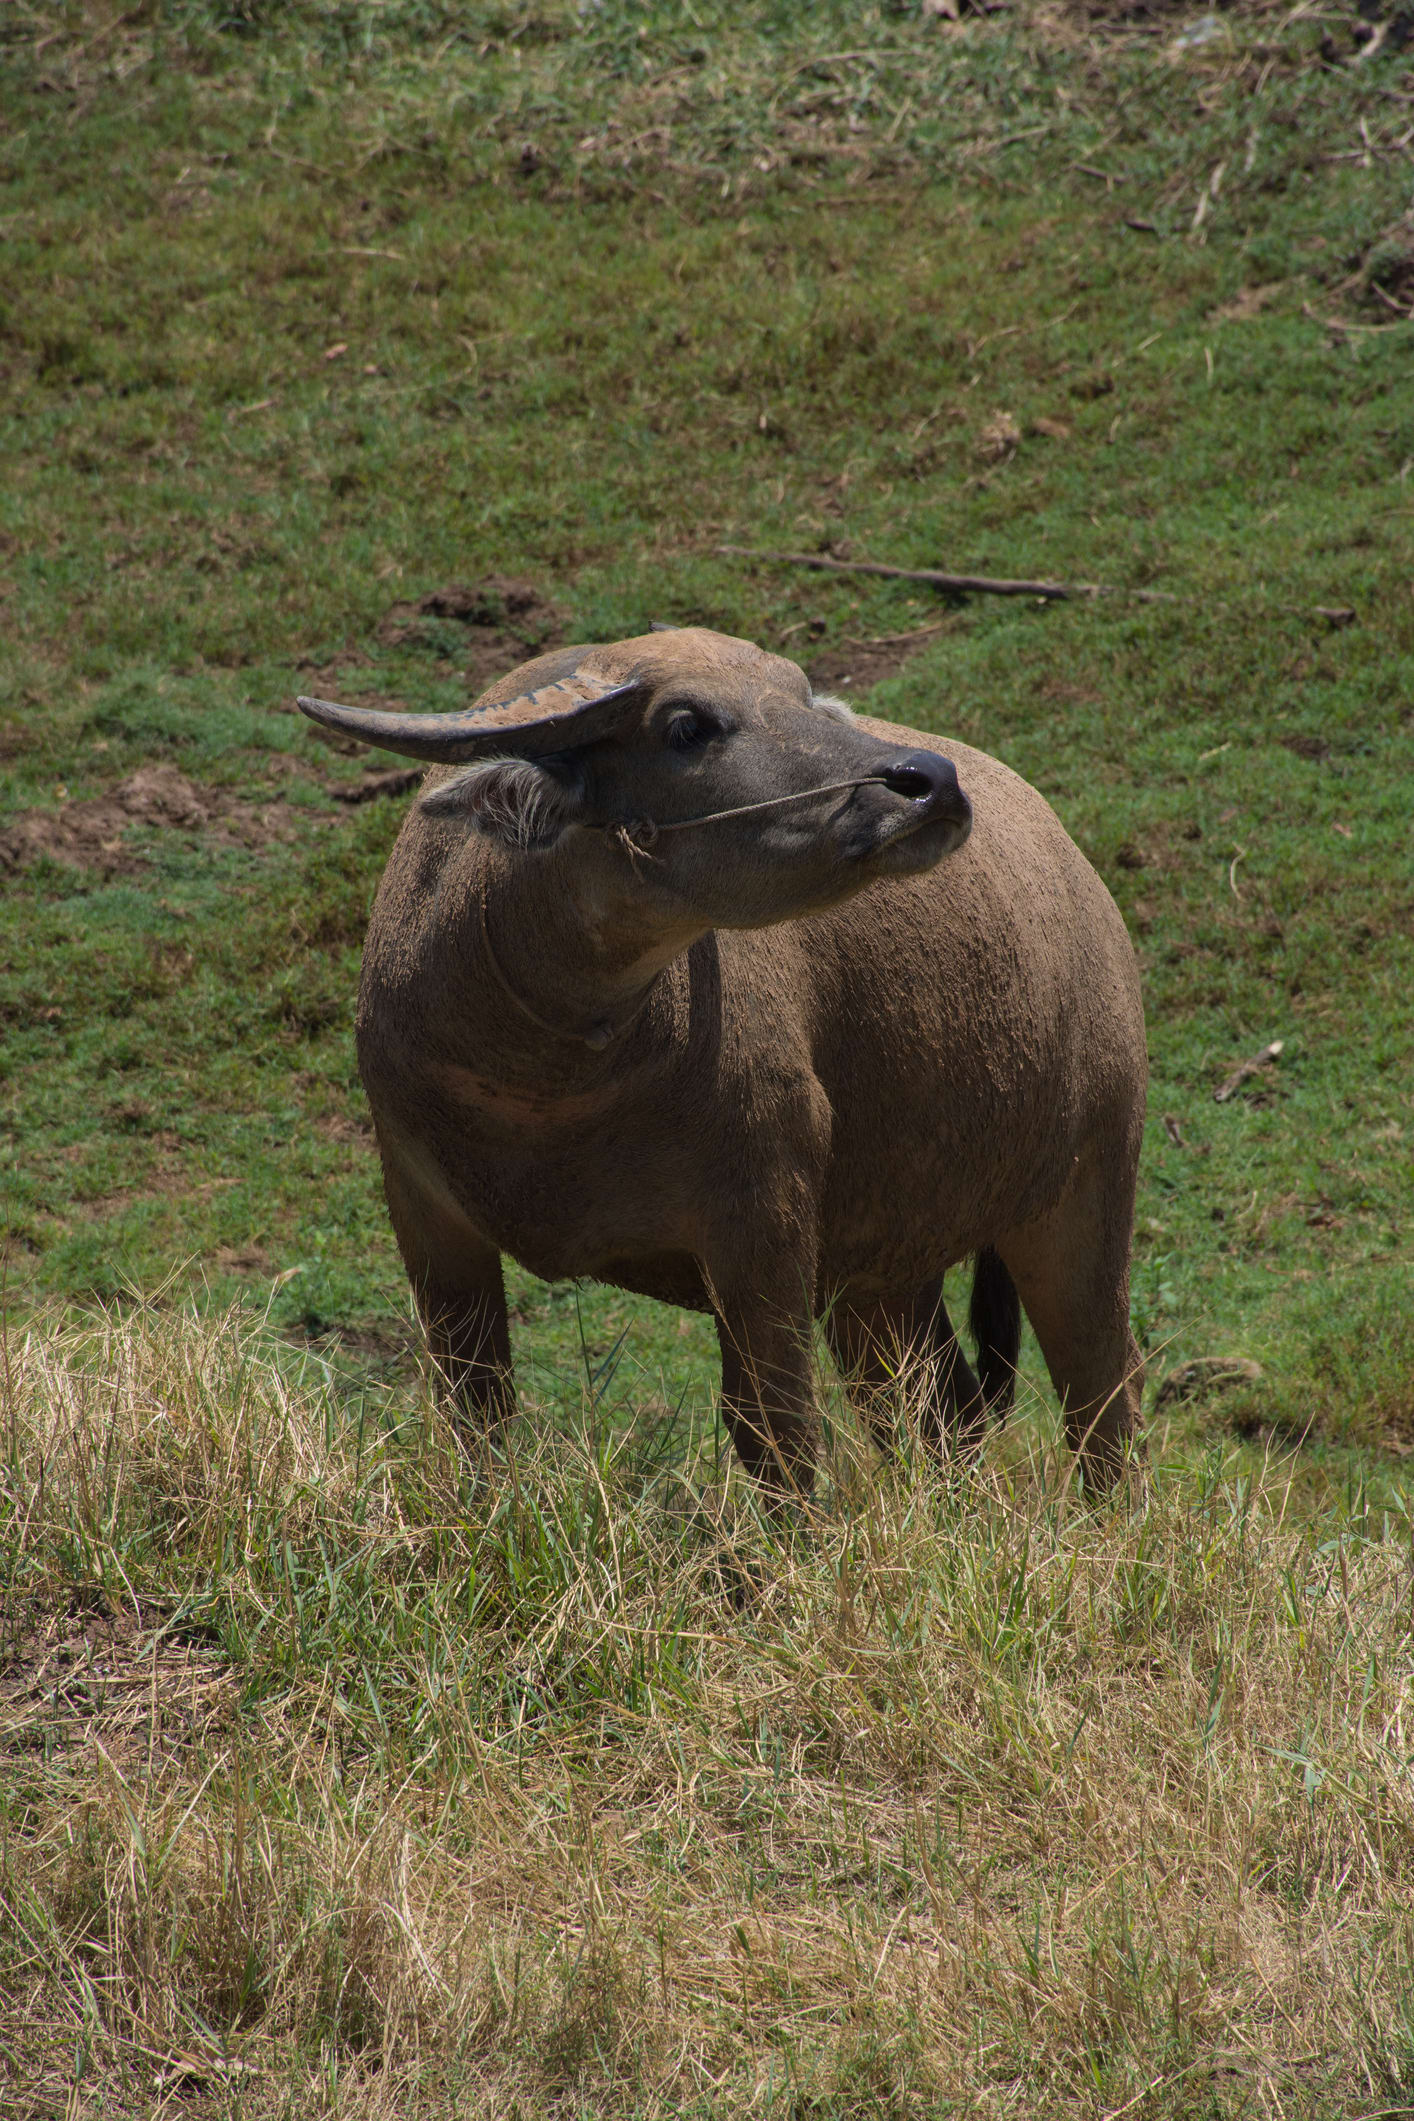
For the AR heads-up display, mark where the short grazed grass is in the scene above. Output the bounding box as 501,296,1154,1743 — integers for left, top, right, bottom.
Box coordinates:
2,1,1413,2108
2,0,1410,1470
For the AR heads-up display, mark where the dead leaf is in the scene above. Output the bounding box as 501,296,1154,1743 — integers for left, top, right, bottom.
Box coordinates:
1210,281,1287,324
322,342,348,361
976,410,1021,462
1031,415,1072,441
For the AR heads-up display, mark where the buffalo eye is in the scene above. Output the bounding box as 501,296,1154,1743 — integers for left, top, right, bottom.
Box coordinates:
664,709,724,753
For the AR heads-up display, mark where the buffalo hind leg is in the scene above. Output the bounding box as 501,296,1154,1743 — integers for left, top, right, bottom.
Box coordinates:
996,1154,1142,1490
826,1279,987,1458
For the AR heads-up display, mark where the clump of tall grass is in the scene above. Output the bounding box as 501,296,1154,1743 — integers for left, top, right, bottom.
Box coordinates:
3,1299,1413,2116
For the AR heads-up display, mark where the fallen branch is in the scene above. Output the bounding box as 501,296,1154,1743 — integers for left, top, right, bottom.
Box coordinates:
1302,299,1409,337
718,545,1193,605
717,545,1103,601
720,546,1352,626
725,542,1356,623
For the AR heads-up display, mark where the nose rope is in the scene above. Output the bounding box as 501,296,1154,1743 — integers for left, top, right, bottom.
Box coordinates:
610,773,894,853
479,773,917,1048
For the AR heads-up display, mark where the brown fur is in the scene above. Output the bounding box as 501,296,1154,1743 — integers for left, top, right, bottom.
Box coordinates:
340,629,1146,1493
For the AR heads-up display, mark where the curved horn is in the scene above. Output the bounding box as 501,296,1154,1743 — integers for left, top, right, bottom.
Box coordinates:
296,672,643,763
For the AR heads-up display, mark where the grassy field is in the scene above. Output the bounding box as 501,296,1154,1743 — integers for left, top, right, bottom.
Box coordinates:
2,0,1413,2111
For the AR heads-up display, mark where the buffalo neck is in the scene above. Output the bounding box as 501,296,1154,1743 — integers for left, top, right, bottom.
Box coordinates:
466,839,703,1061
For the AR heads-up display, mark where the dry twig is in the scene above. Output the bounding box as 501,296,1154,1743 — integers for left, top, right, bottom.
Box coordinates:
720,547,1357,627
1213,1039,1284,1104
718,545,1107,602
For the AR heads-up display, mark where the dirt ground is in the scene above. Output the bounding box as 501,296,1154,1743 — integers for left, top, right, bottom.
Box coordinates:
0,1591,235,1771
0,763,330,879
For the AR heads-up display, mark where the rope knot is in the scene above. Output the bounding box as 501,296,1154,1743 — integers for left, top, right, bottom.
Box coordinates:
613,818,660,861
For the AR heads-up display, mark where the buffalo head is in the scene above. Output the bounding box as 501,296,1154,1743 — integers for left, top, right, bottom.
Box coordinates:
298,626,970,933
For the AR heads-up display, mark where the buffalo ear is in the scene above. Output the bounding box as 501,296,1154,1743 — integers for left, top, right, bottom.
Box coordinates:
419,757,586,850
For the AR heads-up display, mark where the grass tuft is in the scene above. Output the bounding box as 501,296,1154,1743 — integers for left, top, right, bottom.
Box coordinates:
4,1302,1414,2114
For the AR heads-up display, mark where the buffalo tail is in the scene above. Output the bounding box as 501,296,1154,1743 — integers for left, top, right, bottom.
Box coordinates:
970,1246,1021,1417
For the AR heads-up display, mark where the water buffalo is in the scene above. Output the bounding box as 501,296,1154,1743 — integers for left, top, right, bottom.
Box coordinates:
298,626,1144,1494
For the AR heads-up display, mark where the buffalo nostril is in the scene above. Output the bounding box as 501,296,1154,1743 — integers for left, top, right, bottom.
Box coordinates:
881,751,958,803
882,764,933,800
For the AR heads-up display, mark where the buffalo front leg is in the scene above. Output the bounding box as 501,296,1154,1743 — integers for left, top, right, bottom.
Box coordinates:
382,1156,515,1435
415,1255,515,1433
714,1298,818,1502
826,1279,987,1459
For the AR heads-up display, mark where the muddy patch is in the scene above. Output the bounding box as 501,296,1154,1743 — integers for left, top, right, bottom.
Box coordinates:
0,763,329,879
0,1593,235,1766
377,573,565,692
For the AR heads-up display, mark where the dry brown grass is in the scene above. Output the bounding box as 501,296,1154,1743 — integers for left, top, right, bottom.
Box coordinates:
3,1303,1413,2116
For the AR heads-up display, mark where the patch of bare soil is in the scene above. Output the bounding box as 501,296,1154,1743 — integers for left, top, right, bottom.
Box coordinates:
1349,212,1414,318
1376,1392,1414,1455
327,764,423,804
1317,185,1414,320
377,573,566,693
0,763,328,879
286,672,414,760
314,1108,375,1143
0,1593,234,1767
1280,732,1332,762
806,622,948,696
213,1241,274,1275
253,741,421,804
1154,1355,1264,1409
1209,281,1291,325
292,1317,424,1378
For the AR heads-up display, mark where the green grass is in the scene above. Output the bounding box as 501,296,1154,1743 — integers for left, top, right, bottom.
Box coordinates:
3,4,1412,1432
1,6,1412,2096
5,0,1412,1474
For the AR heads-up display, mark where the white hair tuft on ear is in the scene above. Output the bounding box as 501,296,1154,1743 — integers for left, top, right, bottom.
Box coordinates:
810,689,855,723
420,758,576,849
